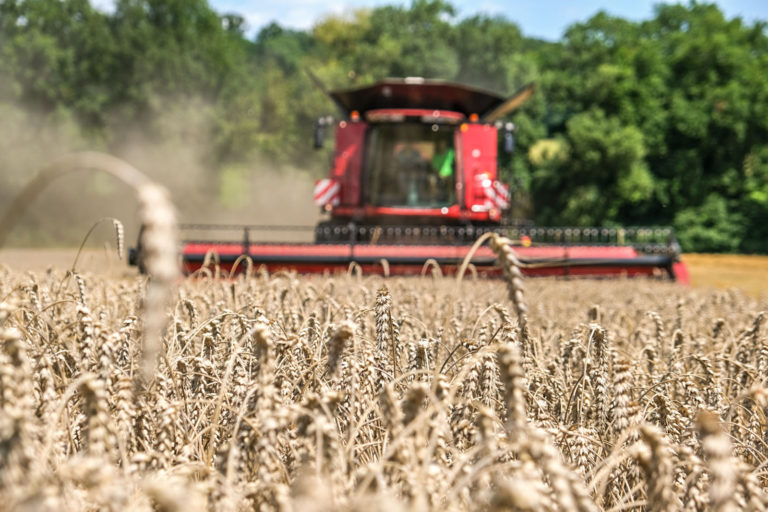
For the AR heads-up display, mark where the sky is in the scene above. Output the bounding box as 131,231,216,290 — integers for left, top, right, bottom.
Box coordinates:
203,0,768,40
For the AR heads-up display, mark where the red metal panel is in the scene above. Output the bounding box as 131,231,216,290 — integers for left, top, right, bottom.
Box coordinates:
672,261,691,285
331,204,497,222
181,242,687,282
514,246,639,259
183,243,353,258
351,244,497,260
184,243,646,263
181,259,671,280
331,121,367,206
454,128,465,211
457,124,498,218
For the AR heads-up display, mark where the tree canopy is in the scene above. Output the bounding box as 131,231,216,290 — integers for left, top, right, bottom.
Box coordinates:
1,0,766,252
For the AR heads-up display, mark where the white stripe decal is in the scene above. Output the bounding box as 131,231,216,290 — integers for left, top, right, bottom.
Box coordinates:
317,185,340,205
314,180,340,206
481,181,510,210
314,179,333,198
492,181,510,209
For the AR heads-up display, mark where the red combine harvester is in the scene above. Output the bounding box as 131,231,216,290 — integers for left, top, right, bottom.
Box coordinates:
147,78,689,283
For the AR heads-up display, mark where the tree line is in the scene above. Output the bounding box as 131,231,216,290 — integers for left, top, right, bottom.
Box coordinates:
1,0,767,252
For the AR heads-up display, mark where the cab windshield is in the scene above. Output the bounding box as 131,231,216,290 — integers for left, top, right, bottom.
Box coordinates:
365,123,456,208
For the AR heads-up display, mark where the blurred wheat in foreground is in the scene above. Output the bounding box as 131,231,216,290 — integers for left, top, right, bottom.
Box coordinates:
0,267,766,511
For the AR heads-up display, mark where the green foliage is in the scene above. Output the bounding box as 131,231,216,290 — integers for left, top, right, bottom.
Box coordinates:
1,0,767,252
674,195,745,253
531,110,651,225
533,3,768,252
311,0,459,83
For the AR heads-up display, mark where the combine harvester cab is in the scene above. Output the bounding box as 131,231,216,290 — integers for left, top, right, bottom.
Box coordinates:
161,78,688,283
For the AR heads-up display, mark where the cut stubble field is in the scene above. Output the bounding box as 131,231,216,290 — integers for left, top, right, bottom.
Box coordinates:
682,253,768,297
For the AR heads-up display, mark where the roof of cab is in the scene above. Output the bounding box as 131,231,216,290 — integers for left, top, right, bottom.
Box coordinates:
329,78,505,117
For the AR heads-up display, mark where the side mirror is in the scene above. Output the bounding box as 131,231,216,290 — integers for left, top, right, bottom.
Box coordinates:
314,116,333,150
503,122,516,154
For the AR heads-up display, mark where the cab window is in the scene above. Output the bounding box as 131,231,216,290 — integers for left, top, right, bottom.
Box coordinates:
365,123,456,207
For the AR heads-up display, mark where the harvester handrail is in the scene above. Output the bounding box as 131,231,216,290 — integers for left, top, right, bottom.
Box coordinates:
179,223,682,257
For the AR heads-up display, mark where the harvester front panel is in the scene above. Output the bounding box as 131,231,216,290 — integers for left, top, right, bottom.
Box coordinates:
457,123,503,222
331,120,366,207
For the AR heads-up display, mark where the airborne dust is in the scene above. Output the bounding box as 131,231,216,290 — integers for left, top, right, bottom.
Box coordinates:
0,99,321,251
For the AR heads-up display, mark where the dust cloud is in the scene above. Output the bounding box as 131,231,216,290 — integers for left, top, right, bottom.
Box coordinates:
0,98,322,250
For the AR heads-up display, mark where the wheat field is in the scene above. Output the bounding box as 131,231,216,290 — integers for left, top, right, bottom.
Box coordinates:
0,256,766,511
